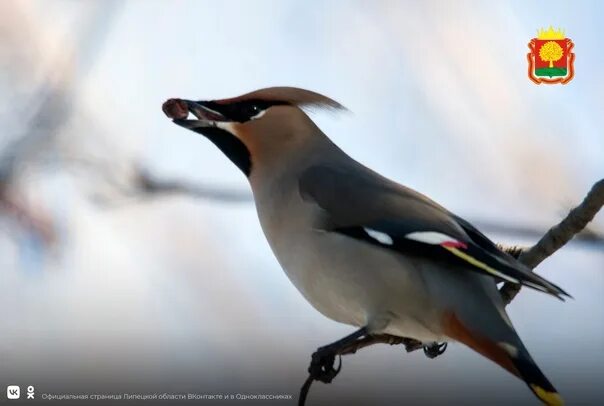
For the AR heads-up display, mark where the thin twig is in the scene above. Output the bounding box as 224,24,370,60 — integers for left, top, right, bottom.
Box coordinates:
338,335,423,356
298,376,315,406
500,179,604,305
499,245,525,259
134,170,253,203
479,219,604,244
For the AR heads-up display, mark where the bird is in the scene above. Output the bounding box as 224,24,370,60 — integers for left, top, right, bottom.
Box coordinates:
162,87,568,405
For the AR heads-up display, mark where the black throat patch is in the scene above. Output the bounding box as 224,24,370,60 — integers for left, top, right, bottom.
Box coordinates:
194,126,252,176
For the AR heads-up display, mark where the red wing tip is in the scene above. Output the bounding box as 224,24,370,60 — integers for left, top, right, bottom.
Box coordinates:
441,241,468,249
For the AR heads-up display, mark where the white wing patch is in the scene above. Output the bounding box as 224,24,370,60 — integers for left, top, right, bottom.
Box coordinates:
364,228,394,245
405,231,463,246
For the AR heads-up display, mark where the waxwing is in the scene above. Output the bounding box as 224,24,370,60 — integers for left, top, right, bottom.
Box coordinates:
162,87,568,405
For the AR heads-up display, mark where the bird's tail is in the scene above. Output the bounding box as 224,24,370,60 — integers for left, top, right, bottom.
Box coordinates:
443,312,563,405
511,351,563,406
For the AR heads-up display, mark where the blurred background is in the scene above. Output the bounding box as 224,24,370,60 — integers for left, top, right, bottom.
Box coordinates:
0,0,602,404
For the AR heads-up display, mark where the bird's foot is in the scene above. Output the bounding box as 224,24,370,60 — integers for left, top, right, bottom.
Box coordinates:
299,346,344,405
307,348,342,384
299,328,368,405
423,342,448,359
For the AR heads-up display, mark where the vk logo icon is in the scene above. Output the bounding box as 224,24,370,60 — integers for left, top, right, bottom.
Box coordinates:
7,385,20,399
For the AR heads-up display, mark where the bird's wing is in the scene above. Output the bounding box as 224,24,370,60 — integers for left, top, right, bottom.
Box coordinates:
299,165,569,300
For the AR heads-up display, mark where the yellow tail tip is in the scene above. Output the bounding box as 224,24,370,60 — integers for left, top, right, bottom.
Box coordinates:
530,385,564,406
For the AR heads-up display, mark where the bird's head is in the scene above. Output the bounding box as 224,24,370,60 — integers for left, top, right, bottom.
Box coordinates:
163,87,345,178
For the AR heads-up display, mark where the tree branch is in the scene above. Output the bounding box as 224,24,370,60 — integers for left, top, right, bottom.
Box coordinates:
338,335,424,356
133,169,253,203
475,219,603,245
499,178,604,305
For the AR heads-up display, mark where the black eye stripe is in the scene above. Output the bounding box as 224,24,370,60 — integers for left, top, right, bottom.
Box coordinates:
200,99,290,122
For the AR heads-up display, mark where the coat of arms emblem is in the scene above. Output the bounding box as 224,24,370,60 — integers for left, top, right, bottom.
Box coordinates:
527,26,574,84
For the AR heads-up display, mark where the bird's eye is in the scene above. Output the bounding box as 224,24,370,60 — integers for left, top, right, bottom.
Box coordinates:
240,103,264,120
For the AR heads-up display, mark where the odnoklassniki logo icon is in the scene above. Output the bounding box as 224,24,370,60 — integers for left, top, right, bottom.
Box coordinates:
528,26,574,84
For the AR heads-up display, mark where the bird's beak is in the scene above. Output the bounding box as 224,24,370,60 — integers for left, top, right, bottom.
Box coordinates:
162,98,252,176
162,99,231,131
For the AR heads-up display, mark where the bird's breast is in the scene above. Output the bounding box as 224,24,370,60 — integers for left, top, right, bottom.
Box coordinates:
254,186,365,325
252,184,440,338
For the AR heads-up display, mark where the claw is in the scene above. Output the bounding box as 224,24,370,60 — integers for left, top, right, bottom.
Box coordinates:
423,342,448,359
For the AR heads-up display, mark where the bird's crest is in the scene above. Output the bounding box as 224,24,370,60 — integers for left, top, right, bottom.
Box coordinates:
213,87,347,112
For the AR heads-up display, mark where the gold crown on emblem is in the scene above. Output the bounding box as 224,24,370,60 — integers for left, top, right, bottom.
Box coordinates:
537,26,565,40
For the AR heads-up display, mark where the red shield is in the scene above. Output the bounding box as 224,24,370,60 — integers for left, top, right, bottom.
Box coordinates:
527,38,574,84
